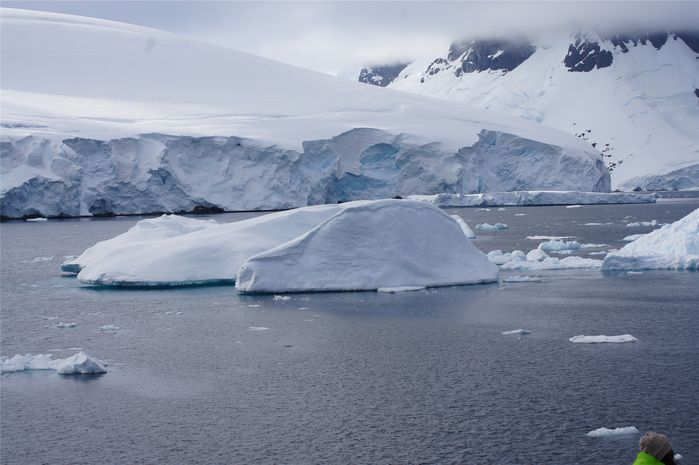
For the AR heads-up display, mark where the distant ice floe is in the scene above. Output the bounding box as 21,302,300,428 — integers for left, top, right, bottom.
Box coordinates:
586,426,640,438
272,295,291,301
61,200,499,292
502,329,531,335
476,222,509,231
55,322,76,328
566,205,582,208
538,240,580,252
584,222,613,226
1,352,107,374
502,276,542,283
409,191,655,207
488,248,602,271
248,327,270,331
25,217,48,222
377,286,426,293
626,220,660,227
99,324,120,332
527,235,574,240
569,335,637,343
603,208,698,271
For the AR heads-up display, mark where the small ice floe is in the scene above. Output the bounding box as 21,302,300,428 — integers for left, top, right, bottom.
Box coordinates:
298,307,309,310
272,295,291,301
502,276,541,283
30,256,54,263
626,271,644,275
581,243,607,248
569,334,637,343
675,453,683,461
377,286,426,293
586,426,640,438
502,329,531,335
488,250,526,265
450,215,475,239
539,239,581,252
626,220,659,227
515,213,527,216
566,205,582,209
1,352,106,375
249,326,270,331
56,322,76,328
475,208,491,212
526,235,574,240
622,234,645,242
584,222,613,226
99,324,120,332
588,251,607,256
25,217,48,222
247,304,261,308
497,208,507,211
476,222,508,231
552,250,573,255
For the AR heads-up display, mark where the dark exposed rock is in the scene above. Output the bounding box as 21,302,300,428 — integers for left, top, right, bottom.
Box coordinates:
358,62,410,87
564,36,613,72
446,39,536,76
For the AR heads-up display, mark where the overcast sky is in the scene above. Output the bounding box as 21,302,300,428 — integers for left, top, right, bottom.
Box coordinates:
3,1,698,76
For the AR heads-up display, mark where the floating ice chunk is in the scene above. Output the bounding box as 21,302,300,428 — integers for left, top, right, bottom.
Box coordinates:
527,235,574,240
603,209,698,271
502,256,602,271
236,200,498,293
552,249,573,255
626,220,659,227
272,295,291,301
569,334,637,343
538,240,581,252
99,324,120,332
502,329,531,335
1,352,106,374
450,215,476,239
675,453,683,461
31,256,54,262
56,322,76,328
502,276,541,283
497,208,506,211
566,205,582,208
584,222,613,226
626,271,643,275
581,243,607,248
622,234,645,242
249,326,270,331
25,217,48,222
476,222,509,231
488,250,526,265
586,427,639,438
55,352,107,375
526,248,549,262
377,286,425,293
588,251,607,256
515,213,527,216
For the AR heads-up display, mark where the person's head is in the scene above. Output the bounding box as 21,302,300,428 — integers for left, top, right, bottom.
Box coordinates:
639,432,675,465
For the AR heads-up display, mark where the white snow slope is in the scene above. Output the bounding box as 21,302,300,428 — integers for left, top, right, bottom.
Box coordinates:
0,9,608,218
66,199,499,290
384,32,699,190
602,208,699,271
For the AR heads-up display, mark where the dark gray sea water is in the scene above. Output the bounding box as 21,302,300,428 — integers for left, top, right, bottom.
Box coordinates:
1,199,698,465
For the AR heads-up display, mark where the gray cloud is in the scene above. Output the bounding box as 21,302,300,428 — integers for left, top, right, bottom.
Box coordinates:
4,1,698,75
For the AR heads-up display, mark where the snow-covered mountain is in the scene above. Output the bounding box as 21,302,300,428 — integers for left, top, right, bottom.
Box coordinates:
361,31,699,190
0,9,608,219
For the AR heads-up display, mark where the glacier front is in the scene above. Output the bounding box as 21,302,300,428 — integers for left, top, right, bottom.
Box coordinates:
0,8,609,219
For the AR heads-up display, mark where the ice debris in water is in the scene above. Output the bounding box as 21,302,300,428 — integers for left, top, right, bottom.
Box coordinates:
249,327,270,331
565,205,582,208
626,220,659,227
603,208,698,271
99,324,120,332
569,335,637,343
476,222,509,231
488,248,602,271
25,217,48,222
377,286,426,293
502,329,531,335
502,276,541,283
56,322,76,328
1,352,106,374
272,295,291,301
586,426,640,438
538,240,580,252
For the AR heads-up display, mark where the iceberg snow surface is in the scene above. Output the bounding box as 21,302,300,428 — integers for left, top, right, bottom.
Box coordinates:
602,208,699,271
68,200,498,290
235,200,498,293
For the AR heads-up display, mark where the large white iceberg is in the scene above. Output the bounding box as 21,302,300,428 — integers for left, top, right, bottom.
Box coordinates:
602,208,699,271
1,352,106,374
67,200,498,290
235,200,499,293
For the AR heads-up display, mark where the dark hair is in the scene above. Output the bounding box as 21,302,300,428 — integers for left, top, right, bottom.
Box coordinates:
660,449,676,465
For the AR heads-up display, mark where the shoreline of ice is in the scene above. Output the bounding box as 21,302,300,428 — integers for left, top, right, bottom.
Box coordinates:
408,191,656,208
